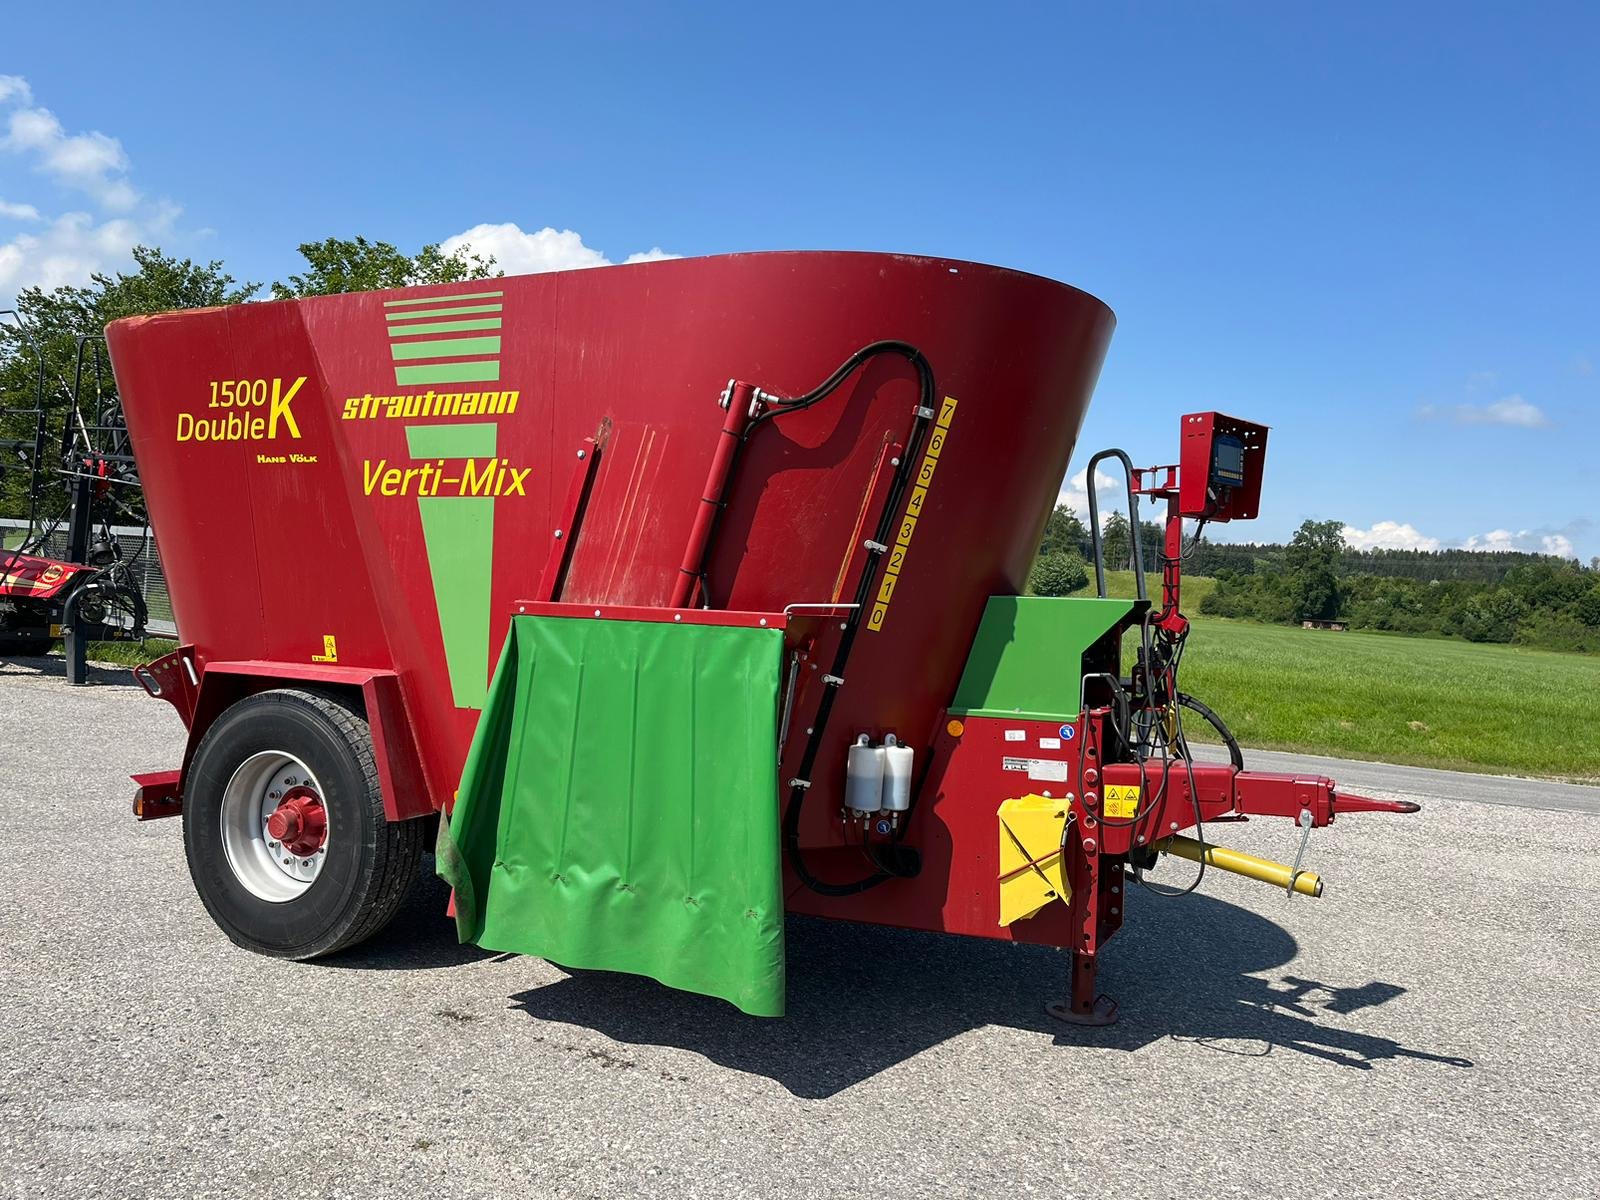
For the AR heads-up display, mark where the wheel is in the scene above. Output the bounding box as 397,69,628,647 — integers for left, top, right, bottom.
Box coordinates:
182,688,425,958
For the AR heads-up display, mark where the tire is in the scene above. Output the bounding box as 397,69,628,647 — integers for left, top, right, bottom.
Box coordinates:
182,687,425,958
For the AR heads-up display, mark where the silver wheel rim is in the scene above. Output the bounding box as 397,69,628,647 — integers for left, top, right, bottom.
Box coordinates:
219,751,329,902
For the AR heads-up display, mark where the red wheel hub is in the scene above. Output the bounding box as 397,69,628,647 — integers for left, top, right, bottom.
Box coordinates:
267,787,327,857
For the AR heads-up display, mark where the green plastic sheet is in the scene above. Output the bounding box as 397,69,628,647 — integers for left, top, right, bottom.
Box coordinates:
437,614,788,1016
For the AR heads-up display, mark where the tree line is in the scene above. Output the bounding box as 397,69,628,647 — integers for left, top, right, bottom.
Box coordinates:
1028,503,1599,654
1199,518,1600,652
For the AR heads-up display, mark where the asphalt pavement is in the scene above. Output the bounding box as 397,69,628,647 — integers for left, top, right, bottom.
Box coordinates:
1,654,1595,1199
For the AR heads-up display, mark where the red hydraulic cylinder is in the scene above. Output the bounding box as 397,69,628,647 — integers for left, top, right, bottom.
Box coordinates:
671,380,757,608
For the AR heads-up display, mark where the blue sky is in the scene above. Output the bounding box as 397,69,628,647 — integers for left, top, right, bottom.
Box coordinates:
2,2,1595,558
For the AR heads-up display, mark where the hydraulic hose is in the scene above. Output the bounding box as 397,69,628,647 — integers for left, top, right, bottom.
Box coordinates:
1176,691,1244,770
770,341,937,896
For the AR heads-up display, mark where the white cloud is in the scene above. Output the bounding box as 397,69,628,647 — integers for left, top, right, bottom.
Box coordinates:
1463,528,1577,558
1460,395,1548,427
1336,519,1584,559
1341,521,1441,552
0,198,41,221
1057,466,1120,519
0,211,176,298
0,76,182,305
440,222,679,275
1544,534,1576,558
1423,393,1549,428
623,247,677,264
2,100,138,211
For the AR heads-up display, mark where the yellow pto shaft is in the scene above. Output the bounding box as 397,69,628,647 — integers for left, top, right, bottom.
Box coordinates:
1157,834,1324,898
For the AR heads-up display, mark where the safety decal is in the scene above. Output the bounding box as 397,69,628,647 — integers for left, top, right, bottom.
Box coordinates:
1104,784,1141,818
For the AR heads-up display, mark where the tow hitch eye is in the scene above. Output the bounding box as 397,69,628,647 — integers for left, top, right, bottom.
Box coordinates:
267,790,327,858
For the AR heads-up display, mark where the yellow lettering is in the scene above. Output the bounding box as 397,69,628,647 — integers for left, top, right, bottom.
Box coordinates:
267,376,305,439
461,458,498,496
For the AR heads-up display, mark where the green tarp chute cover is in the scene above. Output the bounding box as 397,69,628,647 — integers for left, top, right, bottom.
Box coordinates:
436,613,788,1016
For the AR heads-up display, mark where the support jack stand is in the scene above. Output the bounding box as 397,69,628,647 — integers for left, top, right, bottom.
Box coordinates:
1046,949,1120,1026
1046,995,1119,1026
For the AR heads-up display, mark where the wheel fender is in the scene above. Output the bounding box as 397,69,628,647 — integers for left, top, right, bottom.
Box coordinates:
181,662,436,820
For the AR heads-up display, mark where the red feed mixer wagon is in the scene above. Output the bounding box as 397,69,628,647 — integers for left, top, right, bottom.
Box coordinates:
105,251,1415,1021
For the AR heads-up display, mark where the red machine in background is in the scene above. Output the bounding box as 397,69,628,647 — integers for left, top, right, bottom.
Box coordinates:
1,322,149,670
105,252,1416,1022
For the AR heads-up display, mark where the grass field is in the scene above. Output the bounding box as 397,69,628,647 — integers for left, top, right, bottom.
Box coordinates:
1179,619,1600,781
1073,572,1600,781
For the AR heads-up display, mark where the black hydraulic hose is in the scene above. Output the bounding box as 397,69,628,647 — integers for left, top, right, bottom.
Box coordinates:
1176,691,1244,770
775,341,937,897
689,340,929,609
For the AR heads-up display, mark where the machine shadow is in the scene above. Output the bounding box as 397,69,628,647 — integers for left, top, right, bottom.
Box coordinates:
324,864,500,971
0,653,144,688
509,891,1471,1098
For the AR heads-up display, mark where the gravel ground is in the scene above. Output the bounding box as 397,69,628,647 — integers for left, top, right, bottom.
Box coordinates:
1,654,1596,1199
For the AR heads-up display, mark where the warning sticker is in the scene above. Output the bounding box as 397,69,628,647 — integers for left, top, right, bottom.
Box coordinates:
1004,729,1025,742
1104,784,1141,818
1003,756,1070,782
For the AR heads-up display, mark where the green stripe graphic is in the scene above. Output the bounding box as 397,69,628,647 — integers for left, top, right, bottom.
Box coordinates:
405,423,497,458
390,335,502,361
387,317,503,337
387,303,504,321
394,361,501,385
384,290,505,307
407,422,500,709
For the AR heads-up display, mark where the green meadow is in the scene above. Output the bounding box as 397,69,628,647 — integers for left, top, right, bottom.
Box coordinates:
1079,572,1599,780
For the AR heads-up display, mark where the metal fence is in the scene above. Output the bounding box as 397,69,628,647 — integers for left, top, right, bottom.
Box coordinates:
1,517,177,637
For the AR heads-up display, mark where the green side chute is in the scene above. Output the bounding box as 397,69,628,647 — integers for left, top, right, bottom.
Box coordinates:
437,614,787,1016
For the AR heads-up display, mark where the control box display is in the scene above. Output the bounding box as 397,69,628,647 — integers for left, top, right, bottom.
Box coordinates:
1178,412,1268,521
